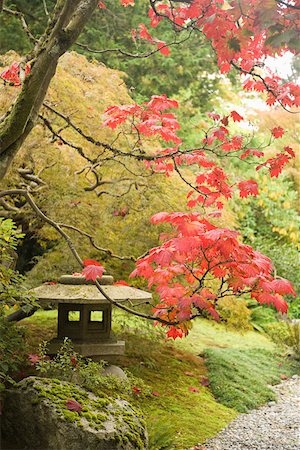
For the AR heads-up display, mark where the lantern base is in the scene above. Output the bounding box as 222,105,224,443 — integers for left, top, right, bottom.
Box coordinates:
47,338,125,360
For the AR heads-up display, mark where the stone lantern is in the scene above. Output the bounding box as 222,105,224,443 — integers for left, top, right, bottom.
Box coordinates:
31,274,152,359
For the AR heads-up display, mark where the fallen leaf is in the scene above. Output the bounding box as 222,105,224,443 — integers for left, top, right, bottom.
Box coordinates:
151,391,160,397
66,399,82,413
188,386,200,393
132,386,142,394
200,377,210,387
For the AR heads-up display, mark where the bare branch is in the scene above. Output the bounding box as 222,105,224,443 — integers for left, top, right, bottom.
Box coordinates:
58,223,138,262
42,0,49,16
2,6,38,43
0,188,190,327
75,31,193,59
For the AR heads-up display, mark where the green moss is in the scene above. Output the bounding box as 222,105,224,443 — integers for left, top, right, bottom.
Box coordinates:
62,410,79,423
22,377,146,448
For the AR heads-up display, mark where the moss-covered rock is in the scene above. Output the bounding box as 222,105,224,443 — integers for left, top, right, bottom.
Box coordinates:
2,376,147,450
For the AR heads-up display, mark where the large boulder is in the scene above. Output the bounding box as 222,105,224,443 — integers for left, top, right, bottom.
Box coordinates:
2,377,147,450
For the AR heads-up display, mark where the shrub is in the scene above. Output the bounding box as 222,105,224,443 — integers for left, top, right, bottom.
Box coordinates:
0,219,35,389
0,319,28,392
217,297,252,332
266,321,300,360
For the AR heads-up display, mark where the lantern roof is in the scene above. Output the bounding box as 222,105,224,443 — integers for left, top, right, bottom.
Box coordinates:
31,275,152,305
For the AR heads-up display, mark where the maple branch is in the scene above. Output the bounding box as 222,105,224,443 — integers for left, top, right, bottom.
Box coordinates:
2,6,38,44
172,157,207,204
0,189,82,266
42,0,50,16
0,188,186,327
75,31,193,59
39,114,94,163
230,61,299,114
276,0,300,10
58,223,138,262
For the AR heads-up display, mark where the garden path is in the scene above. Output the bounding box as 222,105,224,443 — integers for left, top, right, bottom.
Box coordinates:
203,375,300,450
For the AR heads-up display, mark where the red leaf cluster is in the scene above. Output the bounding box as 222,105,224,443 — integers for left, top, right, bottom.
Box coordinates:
103,95,180,144
145,2,300,108
131,212,295,338
0,62,30,86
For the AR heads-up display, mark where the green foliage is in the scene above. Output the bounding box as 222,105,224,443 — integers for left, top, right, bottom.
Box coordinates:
35,338,149,399
247,301,278,332
204,347,299,412
75,1,221,110
148,420,176,450
0,218,36,311
0,0,53,55
0,1,221,111
0,219,37,388
266,321,300,360
0,319,28,391
217,297,252,332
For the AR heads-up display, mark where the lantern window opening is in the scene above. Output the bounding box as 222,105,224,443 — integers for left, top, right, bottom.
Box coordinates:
68,310,81,322
89,311,104,322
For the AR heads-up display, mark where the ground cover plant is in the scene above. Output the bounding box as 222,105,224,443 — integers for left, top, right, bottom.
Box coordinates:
204,347,299,413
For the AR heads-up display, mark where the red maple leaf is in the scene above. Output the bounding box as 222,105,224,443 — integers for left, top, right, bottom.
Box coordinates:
120,0,134,6
271,127,284,138
151,391,160,397
82,260,105,281
0,62,30,86
188,387,200,393
132,386,142,394
28,354,41,365
66,399,82,413
114,280,130,286
200,377,210,387
238,180,259,198
230,111,243,122
166,326,184,340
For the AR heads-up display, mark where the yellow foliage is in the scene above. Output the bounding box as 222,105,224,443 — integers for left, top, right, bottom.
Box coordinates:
217,297,253,332
0,53,194,285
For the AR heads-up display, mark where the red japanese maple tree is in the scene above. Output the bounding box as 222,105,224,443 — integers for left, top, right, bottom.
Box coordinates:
0,0,299,337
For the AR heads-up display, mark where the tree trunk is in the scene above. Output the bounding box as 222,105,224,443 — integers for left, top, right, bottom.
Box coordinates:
0,0,99,179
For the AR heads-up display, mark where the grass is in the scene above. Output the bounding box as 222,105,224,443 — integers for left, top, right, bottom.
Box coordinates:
204,347,299,413
18,309,299,449
174,318,276,354
117,330,236,448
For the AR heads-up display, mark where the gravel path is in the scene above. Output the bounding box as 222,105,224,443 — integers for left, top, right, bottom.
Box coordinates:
204,375,300,450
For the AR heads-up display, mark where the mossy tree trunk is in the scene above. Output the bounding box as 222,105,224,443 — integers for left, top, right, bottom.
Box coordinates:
0,0,99,179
